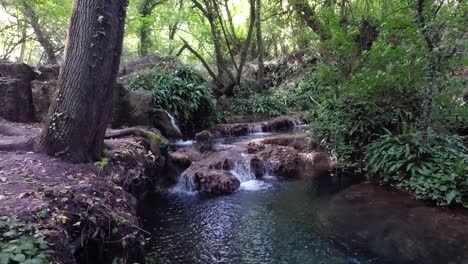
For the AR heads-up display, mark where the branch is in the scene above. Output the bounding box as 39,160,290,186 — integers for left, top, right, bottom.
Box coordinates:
179,38,218,81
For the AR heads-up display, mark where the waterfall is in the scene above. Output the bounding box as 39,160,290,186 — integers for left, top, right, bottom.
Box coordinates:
230,153,256,182
164,110,182,134
248,124,263,134
229,152,272,191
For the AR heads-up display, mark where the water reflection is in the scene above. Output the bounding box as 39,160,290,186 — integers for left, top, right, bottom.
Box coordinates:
140,178,386,264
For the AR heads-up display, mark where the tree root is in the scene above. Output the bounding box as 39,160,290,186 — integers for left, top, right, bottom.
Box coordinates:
0,123,37,137
104,127,164,154
0,124,163,154
0,138,36,151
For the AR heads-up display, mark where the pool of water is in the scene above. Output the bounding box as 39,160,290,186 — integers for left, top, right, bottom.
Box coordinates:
140,176,390,264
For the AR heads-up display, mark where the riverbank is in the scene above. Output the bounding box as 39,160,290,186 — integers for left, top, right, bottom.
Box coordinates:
0,119,168,263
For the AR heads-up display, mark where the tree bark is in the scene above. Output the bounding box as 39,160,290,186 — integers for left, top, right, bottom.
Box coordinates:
293,0,328,41
255,0,265,92
37,0,128,163
137,0,165,56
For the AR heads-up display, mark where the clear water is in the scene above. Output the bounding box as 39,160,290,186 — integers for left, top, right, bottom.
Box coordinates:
140,177,389,264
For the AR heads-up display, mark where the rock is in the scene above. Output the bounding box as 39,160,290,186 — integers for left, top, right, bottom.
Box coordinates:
250,156,265,178
260,134,311,151
110,85,183,139
0,63,35,82
318,182,468,264
193,170,240,195
123,88,154,126
180,145,247,195
35,65,60,81
169,146,203,170
0,78,34,122
118,54,162,77
30,80,57,121
152,109,182,139
209,114,307,137
246,139,331,178
195,130,212,141
195,130,213,152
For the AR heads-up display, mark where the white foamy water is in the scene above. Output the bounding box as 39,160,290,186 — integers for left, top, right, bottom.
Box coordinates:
240,180,272,191
164,110,182,134
248,124,264,134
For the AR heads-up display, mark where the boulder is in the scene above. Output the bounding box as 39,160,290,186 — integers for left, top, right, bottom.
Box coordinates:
123,88,154,126
318,182,468,264
245,139,331,178
35,65,60,81
0,63,35,82
30,80,57,121
195,130,213,152
152,109,182,139
0,78,34,122
169,146,203,170
193,170,240,195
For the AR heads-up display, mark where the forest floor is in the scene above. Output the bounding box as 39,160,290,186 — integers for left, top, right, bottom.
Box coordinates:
0,119,145,263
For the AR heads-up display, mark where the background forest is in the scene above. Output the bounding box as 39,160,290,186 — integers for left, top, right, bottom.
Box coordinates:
1,0,467,207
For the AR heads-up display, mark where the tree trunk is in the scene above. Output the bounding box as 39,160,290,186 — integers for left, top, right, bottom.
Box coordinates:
21,0,57,64
37,0,128,163
255,0,265,92
293,0,328,41
234,0,256,87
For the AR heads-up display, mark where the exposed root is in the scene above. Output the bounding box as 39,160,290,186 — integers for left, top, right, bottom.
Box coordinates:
0,138,36,151
0,123,36,137
105,127,164,154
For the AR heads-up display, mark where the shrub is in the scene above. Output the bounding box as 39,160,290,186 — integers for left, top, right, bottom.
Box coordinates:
366,131,468,206
309,97,416,163
229,87,289,117
127,57,217,134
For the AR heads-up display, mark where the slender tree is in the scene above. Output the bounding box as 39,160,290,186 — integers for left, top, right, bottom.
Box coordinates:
255,0,264,92
20,0,57,64
37,0,128,162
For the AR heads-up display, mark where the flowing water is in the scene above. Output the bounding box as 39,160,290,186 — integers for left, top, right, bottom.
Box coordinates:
140,177,389,264
143,126,391,264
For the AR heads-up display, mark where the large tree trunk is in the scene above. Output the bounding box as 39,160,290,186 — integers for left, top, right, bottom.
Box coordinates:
255,0,265,92
37,0,128,163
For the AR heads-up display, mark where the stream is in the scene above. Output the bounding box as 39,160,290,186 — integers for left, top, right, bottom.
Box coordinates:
140,129,392,264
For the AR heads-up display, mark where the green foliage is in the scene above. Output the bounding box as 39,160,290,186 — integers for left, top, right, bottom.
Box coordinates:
95,158,109,172
432,78,468,135
309,97,416,163
0,221,50,264
229,87,289,117
127,57,217,134
366,132,468,206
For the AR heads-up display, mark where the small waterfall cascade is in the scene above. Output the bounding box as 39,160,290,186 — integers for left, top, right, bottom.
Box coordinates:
247,124,264,134
230,153,256,182
164,110,182,134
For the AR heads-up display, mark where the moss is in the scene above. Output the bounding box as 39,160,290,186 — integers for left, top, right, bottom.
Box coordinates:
147,132,161,144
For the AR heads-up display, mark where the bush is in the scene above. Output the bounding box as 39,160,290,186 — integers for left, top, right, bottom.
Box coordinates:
127,57,217,134
366,131,468,206
309,97,416,163
229,87,289,117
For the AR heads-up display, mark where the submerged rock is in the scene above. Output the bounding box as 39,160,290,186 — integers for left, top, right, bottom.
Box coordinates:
318,182,468,264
